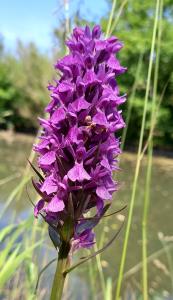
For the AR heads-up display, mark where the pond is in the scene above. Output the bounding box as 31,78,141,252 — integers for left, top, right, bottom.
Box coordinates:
0,132,173,299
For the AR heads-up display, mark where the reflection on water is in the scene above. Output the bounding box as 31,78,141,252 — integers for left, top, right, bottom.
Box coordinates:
0,133,173,298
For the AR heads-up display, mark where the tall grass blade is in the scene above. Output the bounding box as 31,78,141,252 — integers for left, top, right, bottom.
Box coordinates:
94,242,106,298
106,277,112,300
0,224,16,243
0,241,42,289
88,259,97,300
35,258,57,294
0,224,28,268
0,175,30,219
0,245,21,288
124,242,173,280
0,173,21,186
16,131,40,201
121,52,143,150
106,0,117,37
142,141,153,300
142,1,163,298
159,238,173,292
109,0,128,36
115,1,160,298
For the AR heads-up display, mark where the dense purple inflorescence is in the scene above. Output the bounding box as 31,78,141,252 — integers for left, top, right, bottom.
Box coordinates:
33,25,126,251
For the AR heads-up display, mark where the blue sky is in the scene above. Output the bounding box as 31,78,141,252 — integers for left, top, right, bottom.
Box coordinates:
0,0,109,52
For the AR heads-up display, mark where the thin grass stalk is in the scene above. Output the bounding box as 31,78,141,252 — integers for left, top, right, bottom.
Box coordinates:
23,219,36,300
160,239,173,292
96,219,110,298
39,248,49,299
142,1,163,298
98,219,108,249
142,141,153,300
153,0,163,101
124,242,173,279
0,173,20,186
121,52,143,151
87,223,107,300
88,259,97,300
0,175,30,219
16,130,40,201
64,0,70,54
140,79,168,158
36,222,47,298
88,222,108,300
12,267,23,299
87,216,108,299
3,222,24,299
94,242,106,299
106,277,112,300
109,0,128,36
26,221,38,296
96,238,173,300
115,1,160,299
106,0,117,38
64,0,70,36
140,0,163,159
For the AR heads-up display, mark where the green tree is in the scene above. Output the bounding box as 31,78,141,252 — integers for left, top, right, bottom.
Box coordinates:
102,0,173,147
0,41,53,132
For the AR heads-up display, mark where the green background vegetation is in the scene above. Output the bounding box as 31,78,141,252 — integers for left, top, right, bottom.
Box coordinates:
0,0,173,299
0,0,173,149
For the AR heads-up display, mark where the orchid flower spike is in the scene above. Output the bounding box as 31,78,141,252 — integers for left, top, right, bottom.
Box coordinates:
33,25,126,253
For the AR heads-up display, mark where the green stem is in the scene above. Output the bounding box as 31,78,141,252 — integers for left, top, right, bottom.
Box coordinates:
50,241,70,300
115,1,160,299
106,0,117,38
160,239,173,292
109,0,128,36
142,141,153,300
121,51,143,151
142,2,163,298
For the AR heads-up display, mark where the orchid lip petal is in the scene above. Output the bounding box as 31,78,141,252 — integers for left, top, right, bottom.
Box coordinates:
67,162,91,182
47,196,65,213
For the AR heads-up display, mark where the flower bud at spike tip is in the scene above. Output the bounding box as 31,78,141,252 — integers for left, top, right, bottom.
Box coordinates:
33,25,126,252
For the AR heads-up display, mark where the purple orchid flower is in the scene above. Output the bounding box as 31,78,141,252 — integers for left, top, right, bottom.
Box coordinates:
33,25,126,252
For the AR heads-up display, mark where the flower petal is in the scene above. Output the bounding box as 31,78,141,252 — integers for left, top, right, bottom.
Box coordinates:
96,186,112,200
39,151,56,166
67,162,91,182
41,175,57,194
71,97,90,112
47,195,65,212
93,112,108,126
34,199,45,217
51,108,66,124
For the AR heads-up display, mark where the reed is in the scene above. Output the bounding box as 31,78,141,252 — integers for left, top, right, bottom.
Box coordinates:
142,1,163,299
115,1,160,298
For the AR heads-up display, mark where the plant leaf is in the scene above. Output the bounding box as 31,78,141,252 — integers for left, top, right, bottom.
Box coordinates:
0,224,16,243
78,205,127,221
0,240,42,288
63,223,124,275
28,159,44,182
48,225,61,249
31,178,48,201
76,203,111,235
26,184,35,207
59,215,74,243
35,258,57,294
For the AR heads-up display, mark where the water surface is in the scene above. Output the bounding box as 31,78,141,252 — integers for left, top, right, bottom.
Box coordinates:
0,133,172,299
